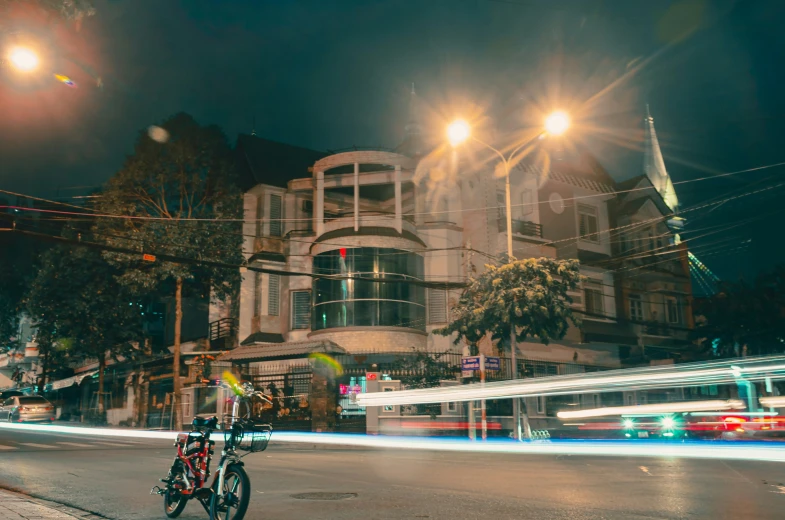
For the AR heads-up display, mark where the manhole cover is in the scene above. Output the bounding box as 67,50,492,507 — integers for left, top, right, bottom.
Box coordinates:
291,492,357,501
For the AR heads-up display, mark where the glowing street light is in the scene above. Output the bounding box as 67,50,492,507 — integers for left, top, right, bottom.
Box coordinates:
8,46,39,72
544,110,570,136
447,119,471,147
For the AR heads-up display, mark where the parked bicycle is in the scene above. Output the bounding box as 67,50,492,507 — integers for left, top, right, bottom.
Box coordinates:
151,381,273,520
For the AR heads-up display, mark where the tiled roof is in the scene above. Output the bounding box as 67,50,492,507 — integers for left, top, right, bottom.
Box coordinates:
220,340,347,362
514,163,615,194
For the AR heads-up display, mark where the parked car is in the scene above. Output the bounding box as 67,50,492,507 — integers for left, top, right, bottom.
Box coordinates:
0,395,55,423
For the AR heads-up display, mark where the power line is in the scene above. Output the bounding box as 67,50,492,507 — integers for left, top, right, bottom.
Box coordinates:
4,158,785,224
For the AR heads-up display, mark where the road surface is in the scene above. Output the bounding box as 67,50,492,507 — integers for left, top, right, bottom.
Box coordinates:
1,426,784,519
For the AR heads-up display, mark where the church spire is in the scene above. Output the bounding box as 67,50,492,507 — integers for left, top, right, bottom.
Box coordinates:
643,105,679,211
400,83,422,157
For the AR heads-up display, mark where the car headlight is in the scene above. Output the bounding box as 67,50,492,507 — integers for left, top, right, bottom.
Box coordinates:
661,416,676,429
622,419,634,429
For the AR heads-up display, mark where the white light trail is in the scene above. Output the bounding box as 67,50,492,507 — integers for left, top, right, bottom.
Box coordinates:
556,400,745,419
760,396,785,408
2,423,784,464
356,356,785,407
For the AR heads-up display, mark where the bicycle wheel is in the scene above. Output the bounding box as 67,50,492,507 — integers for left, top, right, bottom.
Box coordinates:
163,463,188,518
210,463,250,520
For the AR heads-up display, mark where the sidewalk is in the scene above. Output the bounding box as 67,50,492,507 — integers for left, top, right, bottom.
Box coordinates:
0,490,104,519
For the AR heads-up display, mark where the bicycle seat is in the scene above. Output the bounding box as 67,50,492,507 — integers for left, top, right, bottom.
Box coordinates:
192,416,218,430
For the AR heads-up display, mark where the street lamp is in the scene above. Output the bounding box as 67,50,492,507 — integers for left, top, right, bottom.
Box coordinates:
447,111,570,441
7,46,39,72
544,111,570,136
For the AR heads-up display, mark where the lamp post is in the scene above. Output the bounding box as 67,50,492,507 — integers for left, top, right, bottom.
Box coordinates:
448,112,570,440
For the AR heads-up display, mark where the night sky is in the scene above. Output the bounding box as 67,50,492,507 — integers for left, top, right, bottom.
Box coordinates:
1,0,784,280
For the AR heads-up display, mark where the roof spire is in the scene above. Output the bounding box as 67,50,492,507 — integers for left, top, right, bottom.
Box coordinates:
643,105,679,211
400,82,422,157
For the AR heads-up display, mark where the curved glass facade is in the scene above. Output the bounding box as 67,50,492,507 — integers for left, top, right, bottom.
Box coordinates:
312,247,425,331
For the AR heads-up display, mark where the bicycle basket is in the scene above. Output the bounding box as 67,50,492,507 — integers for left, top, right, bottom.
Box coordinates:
222,418,272,453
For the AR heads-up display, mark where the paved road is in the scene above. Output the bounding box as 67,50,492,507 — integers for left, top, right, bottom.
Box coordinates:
1,426,784,519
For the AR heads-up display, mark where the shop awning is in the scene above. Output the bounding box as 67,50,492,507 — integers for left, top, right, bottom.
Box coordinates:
219,340,346,362
50,370,97,391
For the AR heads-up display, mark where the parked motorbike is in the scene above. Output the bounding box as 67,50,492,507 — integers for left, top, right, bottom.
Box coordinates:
151,382,272,520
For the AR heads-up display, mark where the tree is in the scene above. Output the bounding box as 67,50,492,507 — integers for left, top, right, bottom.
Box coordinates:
392,348,456,418
26,244,144,413
693,264,785,357
95,113,244,429
436,257,583,353
0,0,96,21
0,231,46,354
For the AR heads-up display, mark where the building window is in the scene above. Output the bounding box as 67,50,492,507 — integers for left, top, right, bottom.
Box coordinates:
584,281,604,316
268,274,280,316
537,396,546,415
291,291,311,330
578,204,599,243
253,272,261,318
519,188,533,217
629,294,644,321
427,288,447,324
666,298,681,324
269,194,282,237
312,247,426,331
446,401,457,413
255,196,263,237
497,190,506,221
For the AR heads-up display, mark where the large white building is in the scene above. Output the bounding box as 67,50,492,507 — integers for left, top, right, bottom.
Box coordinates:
211,99,694,433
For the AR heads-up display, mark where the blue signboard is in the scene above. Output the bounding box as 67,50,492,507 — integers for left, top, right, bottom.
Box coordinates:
485,356,501,371
461,356,480,371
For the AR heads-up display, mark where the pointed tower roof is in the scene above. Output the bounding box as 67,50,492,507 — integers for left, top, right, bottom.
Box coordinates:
398,83,422,157
643,105,679,211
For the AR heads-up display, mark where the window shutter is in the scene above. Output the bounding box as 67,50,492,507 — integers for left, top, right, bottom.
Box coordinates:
268,274,280,316
269,194,282,237
255,196,263,237
253,272,261,317
428,288,447,324
291,291,311,329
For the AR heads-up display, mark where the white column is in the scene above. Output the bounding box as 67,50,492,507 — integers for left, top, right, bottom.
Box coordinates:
315,170,324,236
394,164,402,233
354,162,360,231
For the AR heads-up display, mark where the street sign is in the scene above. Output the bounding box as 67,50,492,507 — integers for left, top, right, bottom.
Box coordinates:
366,372,379,381
485,356,501,371
461,356,480,371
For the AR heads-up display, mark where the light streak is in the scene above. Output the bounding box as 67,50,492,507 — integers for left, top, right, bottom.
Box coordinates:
356,356,785,407
760,396,785,408
556,400,745,420
2,422,785,463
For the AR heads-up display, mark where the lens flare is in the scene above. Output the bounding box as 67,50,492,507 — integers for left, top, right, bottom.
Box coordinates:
222,370,243,397
54,74,77,87
309,353,344,376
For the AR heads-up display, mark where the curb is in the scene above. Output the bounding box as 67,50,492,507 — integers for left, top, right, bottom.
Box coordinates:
0,488,110,519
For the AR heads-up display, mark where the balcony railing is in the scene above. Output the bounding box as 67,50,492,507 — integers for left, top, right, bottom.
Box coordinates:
209,318,237,350
497,218,542,238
